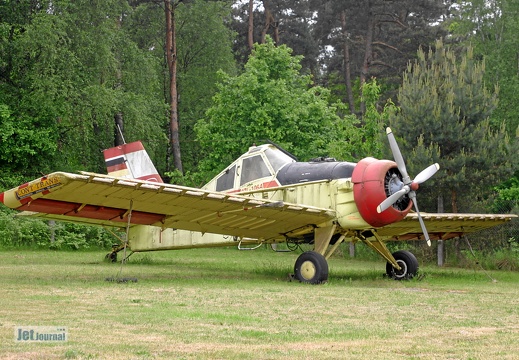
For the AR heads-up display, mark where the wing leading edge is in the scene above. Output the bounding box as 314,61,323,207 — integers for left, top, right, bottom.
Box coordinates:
0,172,336,241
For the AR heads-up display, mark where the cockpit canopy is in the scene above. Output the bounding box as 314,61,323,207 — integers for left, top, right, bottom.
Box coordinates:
203,144,295,192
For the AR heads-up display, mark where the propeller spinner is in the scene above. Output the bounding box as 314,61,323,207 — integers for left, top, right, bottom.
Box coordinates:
377,127,439,246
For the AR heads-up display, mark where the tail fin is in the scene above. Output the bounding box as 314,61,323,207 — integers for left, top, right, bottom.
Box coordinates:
103,141,163,183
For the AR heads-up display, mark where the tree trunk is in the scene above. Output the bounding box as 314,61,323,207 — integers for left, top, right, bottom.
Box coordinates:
340,10,355,115
360,1,374,115
451,188,458,213
261,0,278,44
248,0,254,50
165,0,183,173
437,195,444,266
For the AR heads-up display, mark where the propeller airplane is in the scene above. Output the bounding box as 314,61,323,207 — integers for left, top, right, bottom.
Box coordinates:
0,128,515,283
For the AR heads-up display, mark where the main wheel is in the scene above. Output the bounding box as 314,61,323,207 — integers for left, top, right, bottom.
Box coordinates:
294,251,329,284
386,250,419,280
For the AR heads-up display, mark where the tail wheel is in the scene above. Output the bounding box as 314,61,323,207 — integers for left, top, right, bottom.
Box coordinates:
294,251,329,284
386,250,419,280
105,251,117,263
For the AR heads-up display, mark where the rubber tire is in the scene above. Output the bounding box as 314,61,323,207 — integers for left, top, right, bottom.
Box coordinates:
105,252,117,263
386,250,419,280
294,251,329,284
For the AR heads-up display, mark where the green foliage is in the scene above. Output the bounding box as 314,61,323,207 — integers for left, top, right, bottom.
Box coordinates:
164,169,200,187
0,104,57,168
359,79,397,157
195,37,351,182
0,209,117,250
326,79,397,161
445,1,519,215
0,0,168,176
174,0,237,173
0,210,50,248
390,39,515,212
446,0,519,136
46,222,117,250
492,173,519,213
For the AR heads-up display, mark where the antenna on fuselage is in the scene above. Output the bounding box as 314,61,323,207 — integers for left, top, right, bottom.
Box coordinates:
116,124,126,145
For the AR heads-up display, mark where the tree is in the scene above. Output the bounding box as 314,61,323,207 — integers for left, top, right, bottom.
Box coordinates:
231,0,319,74
390,39,515,213
195,37,354,182
174,0,236,174
164,0,183,173
310,0,448,115
492,171,519,214
445,0,519,222
447,0,519,136
0,1,63,181
0,1,168,178
326,78,397,162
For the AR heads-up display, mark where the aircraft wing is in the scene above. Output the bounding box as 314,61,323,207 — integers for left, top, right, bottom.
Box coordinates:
0,172,336,241
377,212,516,241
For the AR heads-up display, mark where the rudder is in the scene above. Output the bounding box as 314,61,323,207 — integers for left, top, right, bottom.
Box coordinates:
103,141,163,183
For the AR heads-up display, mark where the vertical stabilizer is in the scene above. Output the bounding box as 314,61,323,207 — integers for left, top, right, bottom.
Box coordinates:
103,141,163,183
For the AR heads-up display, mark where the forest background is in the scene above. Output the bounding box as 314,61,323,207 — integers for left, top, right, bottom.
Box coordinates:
0,0,517,267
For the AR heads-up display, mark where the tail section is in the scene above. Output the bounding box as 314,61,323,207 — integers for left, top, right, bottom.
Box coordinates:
103,141,163,183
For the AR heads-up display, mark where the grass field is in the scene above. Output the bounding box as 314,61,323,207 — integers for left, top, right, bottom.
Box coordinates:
0,246,518,359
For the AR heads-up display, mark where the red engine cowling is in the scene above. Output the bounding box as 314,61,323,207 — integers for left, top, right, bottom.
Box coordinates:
352,157,413,228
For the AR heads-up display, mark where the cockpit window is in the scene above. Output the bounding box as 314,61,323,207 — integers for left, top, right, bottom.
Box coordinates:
264,148,294,172
216,165,236,191
240,155,271,185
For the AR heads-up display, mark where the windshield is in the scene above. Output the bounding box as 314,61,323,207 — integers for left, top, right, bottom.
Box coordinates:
264,148,294,173
240,155,271,185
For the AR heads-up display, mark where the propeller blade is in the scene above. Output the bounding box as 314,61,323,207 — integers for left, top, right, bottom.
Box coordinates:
384,128,437,246
377,187,409,213
409,193,431,246
414,163,440,184
386,127,410,183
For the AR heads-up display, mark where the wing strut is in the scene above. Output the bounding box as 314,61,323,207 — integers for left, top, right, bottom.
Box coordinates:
104,199,138,283
117,199,133,276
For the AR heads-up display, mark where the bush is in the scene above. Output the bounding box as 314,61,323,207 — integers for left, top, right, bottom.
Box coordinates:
0,209,119,250
0,210,50,247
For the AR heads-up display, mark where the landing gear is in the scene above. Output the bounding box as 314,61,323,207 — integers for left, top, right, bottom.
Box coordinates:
105,244,123,263
105,251,117,263
294,251,329,284
386,250,419,280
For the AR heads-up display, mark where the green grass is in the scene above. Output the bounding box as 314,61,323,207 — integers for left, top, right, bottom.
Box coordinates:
1,247,518,359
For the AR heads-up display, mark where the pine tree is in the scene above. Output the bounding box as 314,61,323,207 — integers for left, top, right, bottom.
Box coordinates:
391,39,515,213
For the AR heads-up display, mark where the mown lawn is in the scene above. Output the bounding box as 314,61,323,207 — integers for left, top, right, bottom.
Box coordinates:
0,247,518,359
